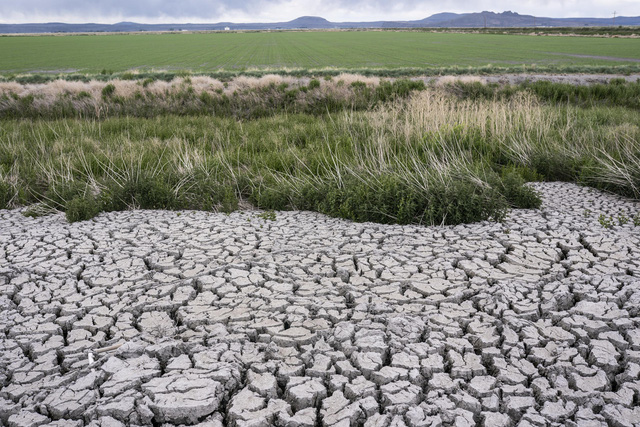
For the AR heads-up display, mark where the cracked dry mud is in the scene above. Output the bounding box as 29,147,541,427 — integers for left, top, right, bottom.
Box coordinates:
1,182,640,427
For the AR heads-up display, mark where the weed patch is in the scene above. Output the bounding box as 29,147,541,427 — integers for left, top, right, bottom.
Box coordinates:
65,196,100,222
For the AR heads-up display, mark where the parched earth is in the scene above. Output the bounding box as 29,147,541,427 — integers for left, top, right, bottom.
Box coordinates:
1,182,640,427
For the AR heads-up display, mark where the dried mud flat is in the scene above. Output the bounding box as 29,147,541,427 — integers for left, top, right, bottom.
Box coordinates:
1,182,640,427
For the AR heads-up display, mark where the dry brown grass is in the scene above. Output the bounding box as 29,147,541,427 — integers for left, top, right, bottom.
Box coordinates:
334,73,380,86
434,75,486,86
1,74,396,103
189,76,224,93
0,82,25,96
371,90,549,140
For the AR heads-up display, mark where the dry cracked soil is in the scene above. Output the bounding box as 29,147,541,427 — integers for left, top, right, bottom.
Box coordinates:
1,182,640,427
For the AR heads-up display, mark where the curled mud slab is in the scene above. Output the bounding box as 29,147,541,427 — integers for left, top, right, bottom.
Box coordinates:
1,182,640,426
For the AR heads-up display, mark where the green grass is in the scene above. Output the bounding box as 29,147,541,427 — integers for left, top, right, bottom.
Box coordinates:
1,83,639,225
1,31,640,75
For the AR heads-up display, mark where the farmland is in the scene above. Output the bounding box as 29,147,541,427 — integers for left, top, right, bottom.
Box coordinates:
1,30,640,75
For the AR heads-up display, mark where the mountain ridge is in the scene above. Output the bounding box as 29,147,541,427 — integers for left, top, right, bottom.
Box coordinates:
1,11,638,33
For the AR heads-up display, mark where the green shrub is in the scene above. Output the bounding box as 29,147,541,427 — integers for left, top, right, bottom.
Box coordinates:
496,170,542,209
142,77,155,87
262,174,510,226
502,165,544,183
187,178,238,213
65,196,101,222
15,74,51,84
199,91,215,105
0,181,11,209
251,184,291,211
102,84,116,98
44,181,87,210
417,179,509,225
529,151,577,182
375,79,425,102
308,79,321,90
103,174,178,211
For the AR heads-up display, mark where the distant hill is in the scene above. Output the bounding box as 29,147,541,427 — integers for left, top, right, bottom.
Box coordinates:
285,16,332,28
0,11,638,34
427,11,640,27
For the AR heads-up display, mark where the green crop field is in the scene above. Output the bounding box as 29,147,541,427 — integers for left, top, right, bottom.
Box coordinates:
1,30,640,75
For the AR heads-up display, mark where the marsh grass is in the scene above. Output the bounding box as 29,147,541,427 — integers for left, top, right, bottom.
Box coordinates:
449,79,640,110
2,62,640,85
0,79,638,224
0,75,425,120
2,76,640,123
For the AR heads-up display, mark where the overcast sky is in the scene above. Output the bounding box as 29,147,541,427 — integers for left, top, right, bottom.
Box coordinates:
0,0,635,24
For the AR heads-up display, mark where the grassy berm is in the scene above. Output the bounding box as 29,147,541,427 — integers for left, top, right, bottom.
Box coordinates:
0,75,639,225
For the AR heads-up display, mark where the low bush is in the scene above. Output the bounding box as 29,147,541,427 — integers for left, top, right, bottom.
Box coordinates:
44,181,88,210
495,170,542,209
187,178,238,213
102,174,178,212
101,83,116,98
0,181,11,209
252,174,511,225
65,196,101,222
308,79,321,90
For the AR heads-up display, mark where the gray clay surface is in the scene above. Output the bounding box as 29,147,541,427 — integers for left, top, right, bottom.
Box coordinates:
1,182,639,426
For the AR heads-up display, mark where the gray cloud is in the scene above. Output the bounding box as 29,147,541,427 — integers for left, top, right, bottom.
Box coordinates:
0,0,635,24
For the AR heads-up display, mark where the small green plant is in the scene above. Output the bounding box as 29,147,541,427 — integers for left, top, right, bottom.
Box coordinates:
583,209,592,217
617,214,629,226
633,213,640,227
598,214,614,229
256,210,276,221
